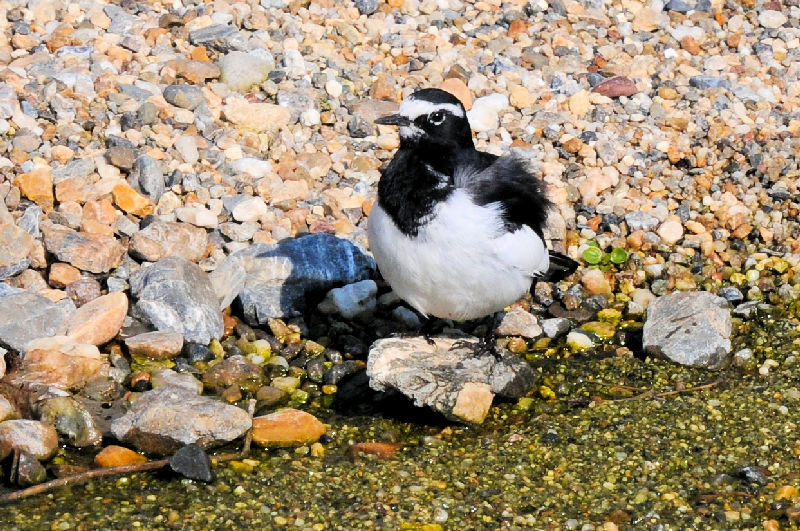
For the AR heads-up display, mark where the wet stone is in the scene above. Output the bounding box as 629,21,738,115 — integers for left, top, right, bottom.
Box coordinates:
202,354,265,394
217,234,374,324
151,369,203,394
15,336,108,392
183,343,215,364
323,360,367,385
109,386,252,455
0,419,59,461
169,443,213,482
37,396,102,447
14,451,47,486
643,291,731,368
541,317,572,339
251,408,326,448
125,331,184,360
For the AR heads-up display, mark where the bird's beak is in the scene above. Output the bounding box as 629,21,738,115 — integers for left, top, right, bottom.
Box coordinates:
374,113,410,127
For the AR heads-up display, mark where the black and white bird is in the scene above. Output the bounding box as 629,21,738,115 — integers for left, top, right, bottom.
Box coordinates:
368,88,577,325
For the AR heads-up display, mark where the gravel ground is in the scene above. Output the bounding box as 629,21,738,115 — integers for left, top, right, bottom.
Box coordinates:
1,0,800,527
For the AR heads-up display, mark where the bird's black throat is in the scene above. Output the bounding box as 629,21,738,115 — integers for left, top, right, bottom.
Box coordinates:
377,142,459,237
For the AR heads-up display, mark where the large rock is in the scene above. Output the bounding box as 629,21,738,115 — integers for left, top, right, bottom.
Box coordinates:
65,292,128,346
130,256,223,345
129,220,209,263
110,387,252,455
42,222,125,273
643,291,731,368
210,234,374,324
367,336,535,424
12,336,108,391
0,290,74,352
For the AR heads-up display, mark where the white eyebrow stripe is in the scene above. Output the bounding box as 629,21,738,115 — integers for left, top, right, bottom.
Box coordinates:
397,99,465,120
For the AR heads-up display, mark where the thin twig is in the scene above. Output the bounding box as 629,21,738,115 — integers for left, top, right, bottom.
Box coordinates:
0,458,169,504
611,378,723,402
0,400,261,505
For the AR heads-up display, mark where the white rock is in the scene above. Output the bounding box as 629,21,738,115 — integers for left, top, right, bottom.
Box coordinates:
758,10,787,29
173,135,199,164
657,219,684,245
175,206,219,228
229,157,273,179
317,280,377,320
566,330,595,351
218,50,274,92
325,80,342,98
231,196,267,223
300,108,321,126
467,93,508,133
495,309,542,338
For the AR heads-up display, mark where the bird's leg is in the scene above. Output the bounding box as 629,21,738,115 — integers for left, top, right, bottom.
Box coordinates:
449,314,503,359
419,317,438,345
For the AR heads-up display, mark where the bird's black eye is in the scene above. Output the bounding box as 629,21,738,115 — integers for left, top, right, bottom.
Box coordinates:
429,111,445,125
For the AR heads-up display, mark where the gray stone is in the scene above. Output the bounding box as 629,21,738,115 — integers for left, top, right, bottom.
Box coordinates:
104,5,143,34
151,369,203,394
689,75,731,91
189,24,247,52
643,291,731,368
391,306,422,329
0,224,33,280
215,234,375,324
18,205,42,238
317,280,377,320
496,309,542,338
130,256,224,345
51,158,95,183
163,85,206,110
109,386,252,455
0,292,73,352
133,155,165,203
541,317,572,338
218,50,274,92
354,0,379,15
367,335,536,424
625,211,659,232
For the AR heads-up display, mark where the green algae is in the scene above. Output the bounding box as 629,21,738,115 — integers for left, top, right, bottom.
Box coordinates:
2,313,800,530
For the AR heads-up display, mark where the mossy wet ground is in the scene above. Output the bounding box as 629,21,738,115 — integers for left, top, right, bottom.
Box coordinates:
3,309,800,530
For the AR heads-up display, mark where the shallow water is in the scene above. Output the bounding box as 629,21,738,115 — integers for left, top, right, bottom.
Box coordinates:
2,309,799,530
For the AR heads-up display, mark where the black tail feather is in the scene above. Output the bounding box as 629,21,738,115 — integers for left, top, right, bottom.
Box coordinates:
541,251,579,282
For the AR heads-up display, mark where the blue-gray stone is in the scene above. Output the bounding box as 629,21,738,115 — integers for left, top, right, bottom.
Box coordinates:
130,256,223,345
104,5,142,35
212,234,375,324
717,286,744,304
134,155,165,203
664,0,694,12
17,205,42,238
0,292,74,352
354,0,378,15
689,75,731,90
51,158,95,183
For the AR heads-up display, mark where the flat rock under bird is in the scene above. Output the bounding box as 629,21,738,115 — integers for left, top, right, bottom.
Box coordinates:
367,88,577,322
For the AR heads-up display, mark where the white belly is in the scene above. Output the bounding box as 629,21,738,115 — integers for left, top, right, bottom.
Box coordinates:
367,189,549,321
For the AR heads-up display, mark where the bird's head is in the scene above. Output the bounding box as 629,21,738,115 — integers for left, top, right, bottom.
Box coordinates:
375,88,473,149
